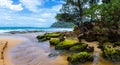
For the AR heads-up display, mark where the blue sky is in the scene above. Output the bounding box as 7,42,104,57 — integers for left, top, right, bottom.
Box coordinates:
0,0,64,27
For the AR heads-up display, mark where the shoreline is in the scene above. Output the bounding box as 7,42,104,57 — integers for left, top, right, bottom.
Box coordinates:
0,32,119,65
0,33,68,65
0,37,23,65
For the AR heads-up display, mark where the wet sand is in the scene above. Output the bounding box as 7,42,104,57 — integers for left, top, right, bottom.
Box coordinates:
0,38,23,65
10,41,68,65
0,33,68,65
0,33,120,65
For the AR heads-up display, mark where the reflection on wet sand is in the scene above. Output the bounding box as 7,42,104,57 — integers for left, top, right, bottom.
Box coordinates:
10,41,68,65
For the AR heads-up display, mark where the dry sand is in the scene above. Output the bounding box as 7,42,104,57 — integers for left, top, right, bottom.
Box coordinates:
0,38,23,65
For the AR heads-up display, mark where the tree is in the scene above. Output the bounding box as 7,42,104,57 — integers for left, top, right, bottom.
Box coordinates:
85,0,120,29
87,0,99,21
102,0,111,3
100,0,120,29
56,0,89,26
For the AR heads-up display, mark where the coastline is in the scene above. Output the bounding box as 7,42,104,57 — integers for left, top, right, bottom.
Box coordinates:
0,31,119,65
0,32,68,65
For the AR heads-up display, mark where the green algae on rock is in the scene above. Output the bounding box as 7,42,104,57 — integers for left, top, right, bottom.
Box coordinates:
55,39,77,50
37,32,61,42
67,52,93,64
44,33,60,38
69,43,88,52
49,38,60,45
103,48,120,62
98,42,113,51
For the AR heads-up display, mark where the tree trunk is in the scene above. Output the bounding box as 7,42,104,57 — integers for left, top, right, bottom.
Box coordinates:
77,0,84,35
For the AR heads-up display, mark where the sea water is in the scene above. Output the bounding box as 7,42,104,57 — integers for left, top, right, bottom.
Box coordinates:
0,27,73,33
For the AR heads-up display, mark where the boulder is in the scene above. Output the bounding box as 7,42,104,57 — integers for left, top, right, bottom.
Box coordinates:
103,48,120,62
36,32,61,42
49,38,60,45
69,43,88,52
67,52,93,64
55,39,77,50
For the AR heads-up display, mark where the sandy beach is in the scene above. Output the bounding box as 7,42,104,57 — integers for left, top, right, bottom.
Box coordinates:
0,37,23,65
0,33,68,65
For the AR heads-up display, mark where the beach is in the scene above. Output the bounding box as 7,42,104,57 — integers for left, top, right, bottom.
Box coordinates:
0,32,68,65
0,37,23,65
0,31,120,65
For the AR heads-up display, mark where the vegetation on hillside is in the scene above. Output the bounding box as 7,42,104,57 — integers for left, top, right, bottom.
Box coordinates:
51,21,74,28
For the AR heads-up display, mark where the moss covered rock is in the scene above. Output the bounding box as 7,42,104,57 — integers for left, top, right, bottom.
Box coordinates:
103,48,120,62
55,39,77,50
44,33,60,38
49,38,60,45
114,42,120,47
86,46,94,52
97,36,109,43
67,52,93,64
98,42,113,50
69,43,88,52
36,32,61,42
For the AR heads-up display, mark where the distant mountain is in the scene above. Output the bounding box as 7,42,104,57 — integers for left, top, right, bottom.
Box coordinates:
51,21,74,28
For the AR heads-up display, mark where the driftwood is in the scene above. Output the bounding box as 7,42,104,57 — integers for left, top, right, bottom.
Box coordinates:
0,41,8,59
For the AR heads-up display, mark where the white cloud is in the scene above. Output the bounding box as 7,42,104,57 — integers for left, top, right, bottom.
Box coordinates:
20,0,45,12
0,0,63,27
0,0,23,11
38,18,46,22
52,4,62,12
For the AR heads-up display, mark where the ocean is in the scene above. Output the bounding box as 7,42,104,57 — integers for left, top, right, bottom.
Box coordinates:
0,27,73,33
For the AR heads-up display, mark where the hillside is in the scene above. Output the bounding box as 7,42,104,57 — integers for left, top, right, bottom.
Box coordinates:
51,21,74,28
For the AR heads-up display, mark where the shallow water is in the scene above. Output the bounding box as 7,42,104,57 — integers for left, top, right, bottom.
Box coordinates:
9,35,68,65
6,34,120,65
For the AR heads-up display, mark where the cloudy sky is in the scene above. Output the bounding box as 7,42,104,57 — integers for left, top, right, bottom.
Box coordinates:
0,0,64,27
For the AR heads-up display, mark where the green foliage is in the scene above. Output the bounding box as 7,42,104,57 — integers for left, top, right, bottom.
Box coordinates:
67,52,93,64
85,0,120,25
49,38,60,45
55,39,77,50
84,4,100,21
51,21,74,28
56,0,99,24
55,13,75,22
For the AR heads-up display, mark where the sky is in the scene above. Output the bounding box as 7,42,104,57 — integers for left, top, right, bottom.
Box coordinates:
0,0,64,27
